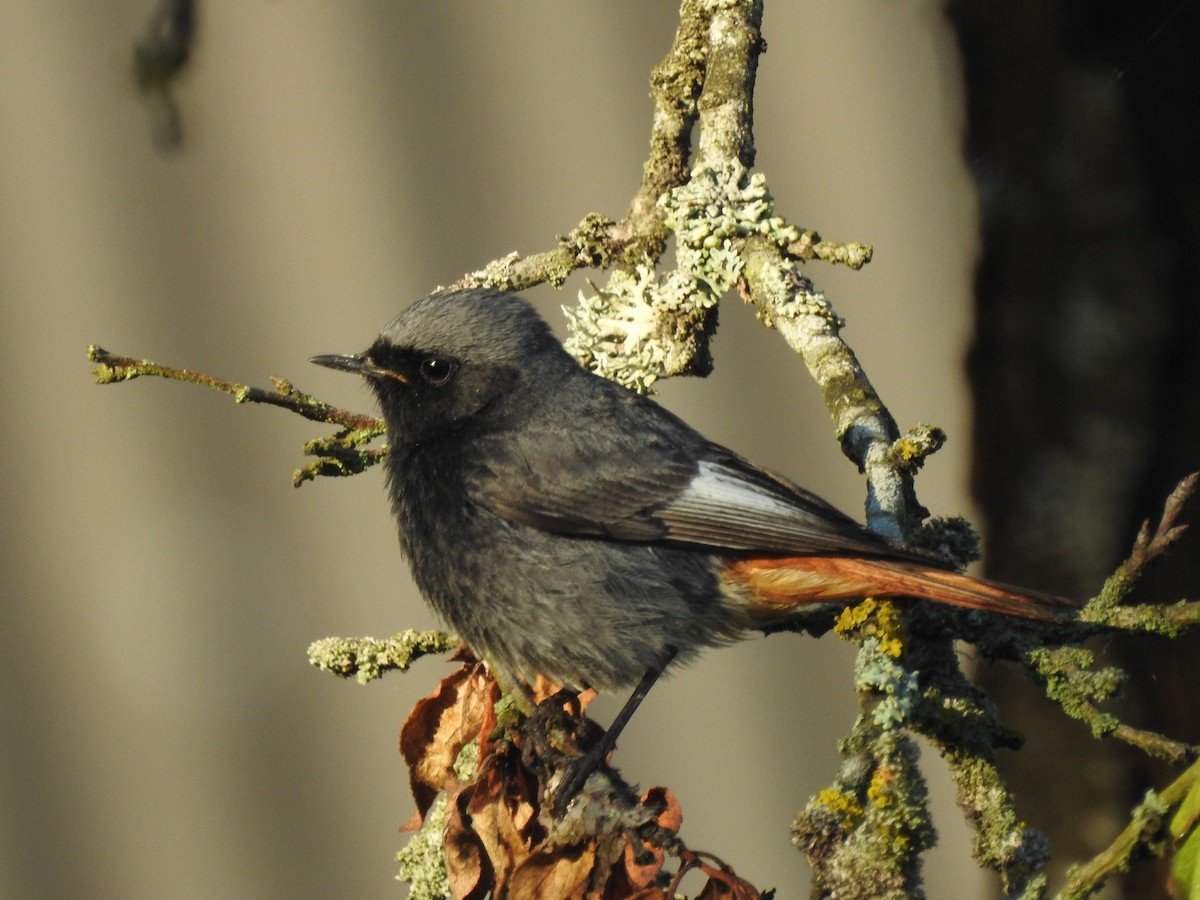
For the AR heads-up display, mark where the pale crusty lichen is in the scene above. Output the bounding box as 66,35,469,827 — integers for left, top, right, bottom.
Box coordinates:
306,629,457,685
661,161,801,294
564,162,809,391
855,638,920,730
395,795,452,900
394,742,478,899
562,265,716,393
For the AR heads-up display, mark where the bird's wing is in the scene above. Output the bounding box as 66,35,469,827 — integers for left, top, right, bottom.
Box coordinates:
465,406,697,543
650,447,901,557
466,389,902,559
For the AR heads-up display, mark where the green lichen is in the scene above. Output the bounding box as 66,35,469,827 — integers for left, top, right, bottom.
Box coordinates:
1028,646,1126,738
797,731,935,898
812,788,866,830
944,748,1050,890
394,742,477,900
887,424,946,474
395,794,451,900
307,630,457,685
738,241,843,331
862,737,932,857
910,517,982,569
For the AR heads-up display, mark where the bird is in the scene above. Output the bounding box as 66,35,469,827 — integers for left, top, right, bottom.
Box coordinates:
311,287,1072,803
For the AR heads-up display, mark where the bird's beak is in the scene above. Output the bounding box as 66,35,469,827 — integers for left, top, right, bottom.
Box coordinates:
310,353,369,374
310,354,408,383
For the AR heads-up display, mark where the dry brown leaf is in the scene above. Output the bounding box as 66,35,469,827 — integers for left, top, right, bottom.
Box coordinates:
397,655,764,899
399,654,490,821
444,788,489,900
461,748,553,897
508,845,596,899
686,855,762,900
617,787,683,892
644,786,682,833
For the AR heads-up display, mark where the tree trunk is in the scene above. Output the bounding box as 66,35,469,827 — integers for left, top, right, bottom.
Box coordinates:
946,1,1200,894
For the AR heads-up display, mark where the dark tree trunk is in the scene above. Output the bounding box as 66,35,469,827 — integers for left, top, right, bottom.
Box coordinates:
945,1,1200,894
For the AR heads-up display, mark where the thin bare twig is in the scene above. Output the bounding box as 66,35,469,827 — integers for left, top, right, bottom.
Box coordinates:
88,345,385,487
88,345,381,430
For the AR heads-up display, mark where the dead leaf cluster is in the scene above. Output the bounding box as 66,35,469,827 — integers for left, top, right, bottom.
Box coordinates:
399,649,765,899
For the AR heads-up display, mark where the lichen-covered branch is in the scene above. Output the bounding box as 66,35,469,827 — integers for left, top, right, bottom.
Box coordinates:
88,345,380,430
452,0,714,295
788,230,874,269
694,0,761,170
615,0,710,260
88,344,386,486
1028,645,1197,765
307,630,458,685
1080,471,1199,631
739,239,917,539
1058,758,1200,899
793,724,935,898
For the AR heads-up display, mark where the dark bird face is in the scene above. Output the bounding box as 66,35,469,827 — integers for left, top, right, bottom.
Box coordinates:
312,289,573,445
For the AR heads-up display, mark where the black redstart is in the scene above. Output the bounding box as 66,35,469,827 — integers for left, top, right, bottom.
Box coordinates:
312,287,1072,798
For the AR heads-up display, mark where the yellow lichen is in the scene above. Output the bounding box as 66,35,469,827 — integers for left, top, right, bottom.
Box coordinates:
814,788,864,828
835,598,906,658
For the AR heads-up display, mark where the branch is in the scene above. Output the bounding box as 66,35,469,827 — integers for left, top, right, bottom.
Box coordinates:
788,230,874,269
88,345,385,486
1057,758,1200,899
451,0,713,294
1081,471,1198,628
88,345,379,429
1028,646,1197,765
307,630,458,685
739,241,915,539
905,617,1051,894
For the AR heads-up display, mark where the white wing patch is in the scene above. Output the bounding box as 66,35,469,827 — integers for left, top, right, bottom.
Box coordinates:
654,458,888,555
677,460,809,519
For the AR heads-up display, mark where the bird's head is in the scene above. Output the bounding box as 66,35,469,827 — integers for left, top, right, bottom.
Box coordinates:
311,288,571,444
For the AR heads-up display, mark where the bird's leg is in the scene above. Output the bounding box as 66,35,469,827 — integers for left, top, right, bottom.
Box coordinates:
550,647,677,817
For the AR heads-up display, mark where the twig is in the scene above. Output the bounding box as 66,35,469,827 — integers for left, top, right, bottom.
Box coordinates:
788,231,874,269
89,345,381,431
452,0,713,293
1065,472,1200,642
307,630,458,685
1083,472,1198,622
88,345,385,486
1125,472,1198,575
1029,646,1197,764
1057,757,1200,899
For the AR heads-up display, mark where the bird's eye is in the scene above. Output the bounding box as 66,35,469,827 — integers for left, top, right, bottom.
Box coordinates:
419,356,457,386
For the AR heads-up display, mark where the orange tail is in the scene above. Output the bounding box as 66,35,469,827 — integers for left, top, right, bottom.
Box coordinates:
724,556,1076,622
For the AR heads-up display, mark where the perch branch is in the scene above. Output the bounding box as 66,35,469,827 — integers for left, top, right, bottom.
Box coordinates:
88,345,385,486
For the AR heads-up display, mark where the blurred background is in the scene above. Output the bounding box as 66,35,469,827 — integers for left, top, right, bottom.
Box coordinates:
2,2,1194,898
